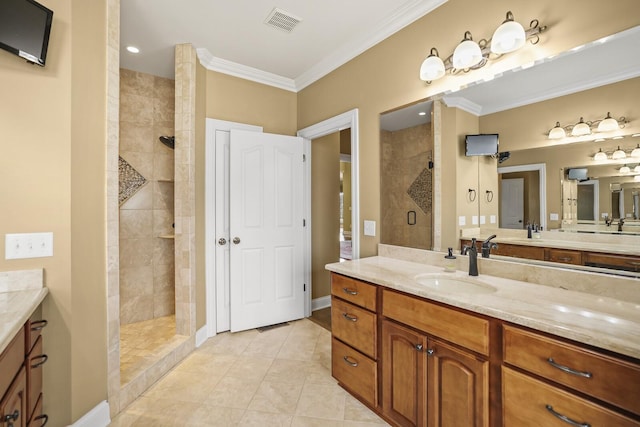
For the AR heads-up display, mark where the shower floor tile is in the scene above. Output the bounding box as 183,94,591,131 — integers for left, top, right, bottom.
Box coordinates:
120,315,187,385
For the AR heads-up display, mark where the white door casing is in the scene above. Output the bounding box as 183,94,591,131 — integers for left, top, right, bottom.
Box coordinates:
229,129,305,332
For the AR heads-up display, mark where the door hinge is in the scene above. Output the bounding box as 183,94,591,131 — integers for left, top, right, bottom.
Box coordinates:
303,219,306,227
303,154,306,162
304,283,306,292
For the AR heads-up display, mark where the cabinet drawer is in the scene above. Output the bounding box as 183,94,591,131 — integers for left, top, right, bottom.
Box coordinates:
584,252,640,272
503,325,640,415
382,289,489,355
332,337,377,408
503,366,640,427
331,274,377,311
27,336,46,422
545,248,582,265
25,308,46,355
0,327,25,399
332,297,377,358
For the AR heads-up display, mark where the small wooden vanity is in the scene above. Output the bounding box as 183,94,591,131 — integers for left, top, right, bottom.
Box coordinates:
328,263,640,427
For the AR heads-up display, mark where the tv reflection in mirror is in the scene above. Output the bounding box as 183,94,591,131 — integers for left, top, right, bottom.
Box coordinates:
465,134,499,157
567,168,589,181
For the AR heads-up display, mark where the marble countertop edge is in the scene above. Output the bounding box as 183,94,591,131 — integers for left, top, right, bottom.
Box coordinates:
0,287,48,354
326,256,640,360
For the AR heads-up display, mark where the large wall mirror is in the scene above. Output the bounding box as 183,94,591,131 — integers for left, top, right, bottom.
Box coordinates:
379,24,640,252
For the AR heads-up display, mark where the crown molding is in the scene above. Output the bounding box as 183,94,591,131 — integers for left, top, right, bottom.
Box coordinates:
197,0,448,93
442,96,482,116
196,48,298,92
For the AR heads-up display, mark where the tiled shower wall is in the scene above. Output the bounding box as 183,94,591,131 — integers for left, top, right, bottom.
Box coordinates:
119,68,175,325
381,123,433,249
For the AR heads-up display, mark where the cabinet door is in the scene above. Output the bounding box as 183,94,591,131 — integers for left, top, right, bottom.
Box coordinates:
0,367,27,427
427,338,489,427
382,320,427,427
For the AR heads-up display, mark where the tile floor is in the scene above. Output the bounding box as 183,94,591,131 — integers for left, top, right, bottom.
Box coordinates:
110,318,389,426
120,315,189,385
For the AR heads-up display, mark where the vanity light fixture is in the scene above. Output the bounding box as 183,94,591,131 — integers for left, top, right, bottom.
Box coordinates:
619,165,631,174
419,11,546,83
634,165,640,173
571,117,591,136
631,144,640,158
547,113,628,140
612,146,626,160
635,175,640,182
593,148,607,161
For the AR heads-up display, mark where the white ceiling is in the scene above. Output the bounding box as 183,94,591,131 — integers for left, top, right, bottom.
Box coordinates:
120,0,446,90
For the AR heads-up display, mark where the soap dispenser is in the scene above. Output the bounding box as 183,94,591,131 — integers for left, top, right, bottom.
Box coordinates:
444,248,457,273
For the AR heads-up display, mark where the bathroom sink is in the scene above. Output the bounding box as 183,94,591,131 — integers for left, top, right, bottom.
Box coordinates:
414,274,497,294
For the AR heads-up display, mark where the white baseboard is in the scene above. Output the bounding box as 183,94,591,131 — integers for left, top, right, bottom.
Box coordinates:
195,324,208,348
69,400,110,427
312,295,331,311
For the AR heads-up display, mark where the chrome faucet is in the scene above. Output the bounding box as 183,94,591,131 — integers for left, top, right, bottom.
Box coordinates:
618,218,625,232
462,238,479,276
481,235,498,258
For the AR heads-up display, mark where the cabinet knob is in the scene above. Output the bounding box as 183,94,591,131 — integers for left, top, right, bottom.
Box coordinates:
426,348,434,356
415,344,423,352
3,410,19,422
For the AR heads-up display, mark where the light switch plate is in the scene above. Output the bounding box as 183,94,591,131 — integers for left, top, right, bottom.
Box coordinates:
472,216,479,225
5,232,53,260
458,216,466,226
480,216,486,225
364,220,376,236
490,215,496,224
550,213,559,221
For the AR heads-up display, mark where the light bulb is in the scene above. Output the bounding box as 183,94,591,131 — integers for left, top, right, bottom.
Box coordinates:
631,144,640,158
593,149,607,161
571,117,591,136
612,146,626,160
453,32,482,69
491,11,526,54
620,165,631,174
548,122,566,139
420,48,445,82
597,112,619,132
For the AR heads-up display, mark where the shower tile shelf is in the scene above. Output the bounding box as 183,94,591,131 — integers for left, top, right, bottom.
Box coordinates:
156,179,174,183
158,235,175,239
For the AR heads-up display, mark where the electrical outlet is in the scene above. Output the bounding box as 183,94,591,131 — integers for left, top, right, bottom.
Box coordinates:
5,232,53,260
364,220,376,236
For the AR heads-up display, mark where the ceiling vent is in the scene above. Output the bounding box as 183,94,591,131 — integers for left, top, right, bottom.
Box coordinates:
264,8,302,33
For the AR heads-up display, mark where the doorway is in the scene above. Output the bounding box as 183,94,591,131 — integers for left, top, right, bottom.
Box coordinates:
577,180,599,221
497,163,547,230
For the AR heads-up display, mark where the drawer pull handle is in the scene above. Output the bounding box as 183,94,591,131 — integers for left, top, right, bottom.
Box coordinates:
31,354,48,368
342,287,358,295
545,404,591,427
3,410,19,422
557,257,572,262
342,313,358,322
343,356,358,367
33,414,49,426
31,319,48,331
547,358,592,378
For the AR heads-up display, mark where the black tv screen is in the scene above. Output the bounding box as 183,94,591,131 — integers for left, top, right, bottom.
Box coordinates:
465,134,499,156
0,0,54,66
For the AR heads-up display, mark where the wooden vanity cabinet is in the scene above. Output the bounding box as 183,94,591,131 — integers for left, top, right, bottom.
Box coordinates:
0,310,47,427
330,274,378,407
460,239,544,261
503,324,640,426
544,248,582,265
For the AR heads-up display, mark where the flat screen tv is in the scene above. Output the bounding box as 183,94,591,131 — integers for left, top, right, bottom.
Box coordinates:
0,0,54,66
465,134,499,156
567,168,588,181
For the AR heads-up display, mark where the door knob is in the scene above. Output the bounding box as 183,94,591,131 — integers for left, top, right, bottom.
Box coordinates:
233,237,241,244
218,238,227,245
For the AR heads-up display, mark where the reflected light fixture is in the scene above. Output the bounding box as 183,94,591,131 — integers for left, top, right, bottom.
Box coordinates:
597,112,620,132
126,46,140,54
631,144,640,158
491,11,526,54
453,31,483,69
593,148,607,161
571,117,591,136
635,165,640,173
548,122,566,139
419,11,546,83
619,165,631,174
635,175,640,182
612,146,626,160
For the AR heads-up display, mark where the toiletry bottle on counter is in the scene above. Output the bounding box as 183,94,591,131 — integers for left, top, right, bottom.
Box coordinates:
444,248,457,272
533,224,542,239
527,223,532,239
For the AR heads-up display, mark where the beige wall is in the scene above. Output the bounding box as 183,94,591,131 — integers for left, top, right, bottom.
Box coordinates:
311,133,341,299
297,0,640,256
0,0,109,423
119,69,175,325
206,71,297,135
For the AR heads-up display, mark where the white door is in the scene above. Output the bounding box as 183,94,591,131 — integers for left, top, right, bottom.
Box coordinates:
229,129,305,332
501,178,524,229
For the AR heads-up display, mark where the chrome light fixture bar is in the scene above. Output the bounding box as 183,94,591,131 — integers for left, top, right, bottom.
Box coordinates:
419,11,546,83
548,112,628,140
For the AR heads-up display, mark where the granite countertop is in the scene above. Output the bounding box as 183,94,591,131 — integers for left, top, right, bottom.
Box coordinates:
326,256,640,360
0,270,48,354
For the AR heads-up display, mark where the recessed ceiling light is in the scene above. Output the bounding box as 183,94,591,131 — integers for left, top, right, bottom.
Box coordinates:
632,133,640,137
418,112,426,116
612,136,624,140
126,46,140,54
